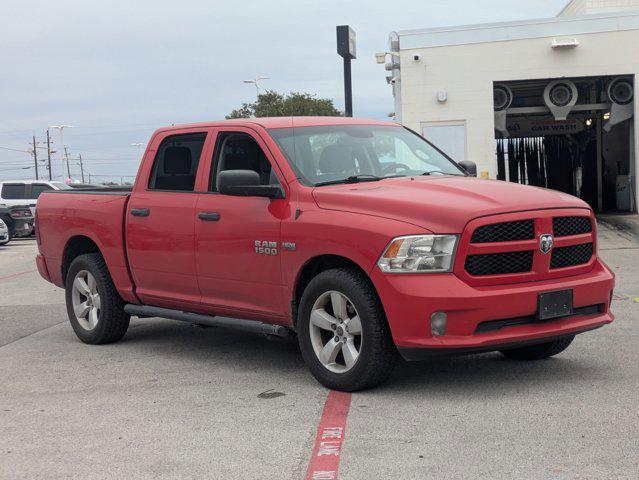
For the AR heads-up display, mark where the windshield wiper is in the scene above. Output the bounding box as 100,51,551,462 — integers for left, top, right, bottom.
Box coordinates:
315,174,382,186
421,171,465,176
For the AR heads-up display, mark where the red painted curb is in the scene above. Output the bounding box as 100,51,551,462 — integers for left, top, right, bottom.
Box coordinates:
305,390,352,480
0,269,36,281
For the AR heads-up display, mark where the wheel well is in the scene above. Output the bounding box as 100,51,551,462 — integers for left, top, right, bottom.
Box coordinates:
292,255,372,328
61,236,100,282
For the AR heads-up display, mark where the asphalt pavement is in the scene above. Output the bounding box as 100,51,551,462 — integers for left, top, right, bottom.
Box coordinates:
0,227,637,479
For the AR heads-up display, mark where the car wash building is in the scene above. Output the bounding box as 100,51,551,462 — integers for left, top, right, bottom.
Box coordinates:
382,0,639,212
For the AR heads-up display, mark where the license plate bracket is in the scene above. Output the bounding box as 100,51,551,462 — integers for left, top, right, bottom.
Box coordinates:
538,289,573,320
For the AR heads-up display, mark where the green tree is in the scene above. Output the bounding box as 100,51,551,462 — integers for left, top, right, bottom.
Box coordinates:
226,90,342,119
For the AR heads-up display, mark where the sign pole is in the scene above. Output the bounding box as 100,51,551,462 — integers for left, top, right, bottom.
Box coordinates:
343,57,352,117
336,25,356,117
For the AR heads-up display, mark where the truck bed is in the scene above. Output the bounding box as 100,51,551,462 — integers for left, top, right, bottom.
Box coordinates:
36,190,138,303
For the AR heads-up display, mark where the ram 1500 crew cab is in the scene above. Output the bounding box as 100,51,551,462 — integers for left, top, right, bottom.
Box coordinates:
35,117,615,391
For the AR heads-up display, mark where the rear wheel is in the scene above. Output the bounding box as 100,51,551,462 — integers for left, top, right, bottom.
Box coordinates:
297,268,397,391
65,253,130,344
499,336,574,360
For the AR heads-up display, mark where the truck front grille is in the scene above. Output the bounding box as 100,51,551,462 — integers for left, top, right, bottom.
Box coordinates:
550,242,593,269
465,250,534,276
470,220,535,243
553,216,592,237
461,211,595,284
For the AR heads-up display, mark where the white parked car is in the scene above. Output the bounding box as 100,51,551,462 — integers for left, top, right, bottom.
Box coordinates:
0,218,9,245
0,180,73,215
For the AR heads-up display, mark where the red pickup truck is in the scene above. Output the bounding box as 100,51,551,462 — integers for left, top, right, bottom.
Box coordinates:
35,117,614,391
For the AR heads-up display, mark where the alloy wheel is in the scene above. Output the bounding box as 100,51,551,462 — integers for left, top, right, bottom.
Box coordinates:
309,290,363,373
71,270,101,331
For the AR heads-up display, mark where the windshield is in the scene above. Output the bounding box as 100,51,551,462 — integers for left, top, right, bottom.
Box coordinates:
268,124,465,186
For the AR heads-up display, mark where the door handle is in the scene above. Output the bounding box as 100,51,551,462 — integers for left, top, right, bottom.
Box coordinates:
198,212,220,222
130,208,150,217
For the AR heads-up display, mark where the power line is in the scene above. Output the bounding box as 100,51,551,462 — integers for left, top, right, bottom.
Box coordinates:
0,145,30,153
0,166,32,172
0,160,34,165
0,122,161,135
85,173,136,178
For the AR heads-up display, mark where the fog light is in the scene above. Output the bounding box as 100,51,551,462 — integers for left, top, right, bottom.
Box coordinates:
430,312,447,336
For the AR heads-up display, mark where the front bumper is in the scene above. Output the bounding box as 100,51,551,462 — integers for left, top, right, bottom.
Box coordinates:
370,258,615,360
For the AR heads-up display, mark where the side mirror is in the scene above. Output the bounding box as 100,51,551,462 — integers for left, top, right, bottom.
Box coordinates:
218,170,284,199
459,161,477,177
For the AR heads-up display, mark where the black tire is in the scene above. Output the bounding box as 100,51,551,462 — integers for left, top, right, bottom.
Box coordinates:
65,253,130,344
297,268,398,391
499,336,574,360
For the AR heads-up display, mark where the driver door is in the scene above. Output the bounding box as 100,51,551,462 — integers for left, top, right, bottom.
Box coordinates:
195,127,288,320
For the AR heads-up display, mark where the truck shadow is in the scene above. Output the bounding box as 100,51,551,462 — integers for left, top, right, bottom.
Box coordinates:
120,318,607,396
377,353,604,397
121,318,306,376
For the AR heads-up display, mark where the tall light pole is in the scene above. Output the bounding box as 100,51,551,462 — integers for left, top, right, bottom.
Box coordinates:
131,143,146,161
243,76,270,98
49,125,73,180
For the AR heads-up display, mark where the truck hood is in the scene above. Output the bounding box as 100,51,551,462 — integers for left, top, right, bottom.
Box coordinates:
311,176,589,233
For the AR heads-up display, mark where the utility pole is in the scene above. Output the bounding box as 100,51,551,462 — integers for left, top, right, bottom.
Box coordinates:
131,143,146,161
78,154,85,183
46,129,52,180
64,146,71,178
49,125,73,179
32,136,39,180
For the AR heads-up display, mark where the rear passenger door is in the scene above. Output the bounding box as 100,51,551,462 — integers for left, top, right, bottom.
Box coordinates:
126,129,212,310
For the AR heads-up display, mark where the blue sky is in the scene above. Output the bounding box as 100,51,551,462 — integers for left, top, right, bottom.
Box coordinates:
0,0,568,182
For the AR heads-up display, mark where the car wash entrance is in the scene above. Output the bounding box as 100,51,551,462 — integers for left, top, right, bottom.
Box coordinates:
493,75,636,213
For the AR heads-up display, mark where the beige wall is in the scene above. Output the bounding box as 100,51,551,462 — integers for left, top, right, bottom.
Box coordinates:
399,29,639,204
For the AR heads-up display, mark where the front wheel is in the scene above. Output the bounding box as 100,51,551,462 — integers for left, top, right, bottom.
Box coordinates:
0,230,10,246
297,268,398,391
499,336,574,360
65,253,130,344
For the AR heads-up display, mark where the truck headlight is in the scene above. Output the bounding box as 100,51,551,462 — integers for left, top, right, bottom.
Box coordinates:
378,235,458,273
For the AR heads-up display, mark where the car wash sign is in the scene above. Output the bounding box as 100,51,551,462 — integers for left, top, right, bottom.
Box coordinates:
506,117,586,137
